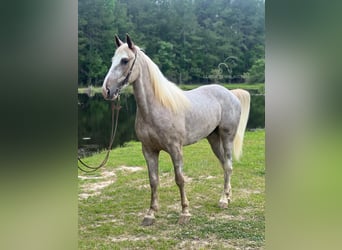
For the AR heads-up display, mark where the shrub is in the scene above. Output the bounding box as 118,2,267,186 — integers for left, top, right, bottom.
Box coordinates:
244,58,265,83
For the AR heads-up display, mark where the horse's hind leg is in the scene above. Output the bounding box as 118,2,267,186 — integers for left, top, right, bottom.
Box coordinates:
219,135,234,209
207,129,234,208
141,146,160,226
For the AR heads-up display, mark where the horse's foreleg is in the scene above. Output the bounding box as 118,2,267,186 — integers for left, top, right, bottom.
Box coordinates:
141,147,160,226
170,146,191,224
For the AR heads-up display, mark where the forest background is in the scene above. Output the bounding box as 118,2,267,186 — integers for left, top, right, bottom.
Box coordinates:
78,0,265,86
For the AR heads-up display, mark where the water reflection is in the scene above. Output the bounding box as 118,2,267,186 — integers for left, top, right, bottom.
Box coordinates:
78,93,137,157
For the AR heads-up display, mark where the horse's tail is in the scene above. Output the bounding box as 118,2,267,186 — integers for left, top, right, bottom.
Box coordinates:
231,89,251,161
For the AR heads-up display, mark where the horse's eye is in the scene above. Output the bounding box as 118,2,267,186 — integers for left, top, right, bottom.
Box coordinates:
121,58,129,65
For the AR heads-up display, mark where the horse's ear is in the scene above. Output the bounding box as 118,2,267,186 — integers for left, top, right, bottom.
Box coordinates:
126,34,135,50
115,35,123,48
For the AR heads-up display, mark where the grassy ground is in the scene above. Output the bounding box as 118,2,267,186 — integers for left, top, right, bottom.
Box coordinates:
78,129,265,249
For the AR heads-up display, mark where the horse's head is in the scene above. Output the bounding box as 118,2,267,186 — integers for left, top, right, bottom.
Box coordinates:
102,34,139,100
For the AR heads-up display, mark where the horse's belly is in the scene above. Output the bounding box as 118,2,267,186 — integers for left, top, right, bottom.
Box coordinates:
184,110,220,145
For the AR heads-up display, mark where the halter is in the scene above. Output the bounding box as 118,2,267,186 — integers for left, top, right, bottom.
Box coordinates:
111,50,138,97
118,50,138,91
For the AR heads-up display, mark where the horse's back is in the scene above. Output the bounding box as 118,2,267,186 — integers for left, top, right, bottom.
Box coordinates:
183,84,241,145
186,84,237,102
185,84,240,115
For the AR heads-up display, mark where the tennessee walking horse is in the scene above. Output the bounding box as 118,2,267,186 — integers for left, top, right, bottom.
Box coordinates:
102,34,250,226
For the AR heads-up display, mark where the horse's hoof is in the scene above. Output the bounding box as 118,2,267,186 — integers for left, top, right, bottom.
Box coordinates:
178,213,191,225
219,201,229,209
141,216,155,226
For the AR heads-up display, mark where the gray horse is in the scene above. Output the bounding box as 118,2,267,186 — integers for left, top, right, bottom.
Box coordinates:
102,34,250,226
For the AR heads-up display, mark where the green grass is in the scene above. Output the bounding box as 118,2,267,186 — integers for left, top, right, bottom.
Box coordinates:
79,129,265,249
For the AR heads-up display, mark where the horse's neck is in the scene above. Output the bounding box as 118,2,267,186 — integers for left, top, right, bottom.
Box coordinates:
132,68,158,117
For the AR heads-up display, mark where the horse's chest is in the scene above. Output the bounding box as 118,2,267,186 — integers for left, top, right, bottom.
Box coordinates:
135,114,183,149
136,121,159,140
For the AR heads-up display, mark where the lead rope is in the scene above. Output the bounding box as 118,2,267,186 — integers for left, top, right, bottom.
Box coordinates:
78,98,121,173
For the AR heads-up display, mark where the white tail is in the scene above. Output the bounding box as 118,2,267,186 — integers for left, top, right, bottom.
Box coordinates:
231,89,251,161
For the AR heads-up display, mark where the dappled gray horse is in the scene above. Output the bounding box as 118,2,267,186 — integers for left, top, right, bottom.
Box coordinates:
102,34,250,226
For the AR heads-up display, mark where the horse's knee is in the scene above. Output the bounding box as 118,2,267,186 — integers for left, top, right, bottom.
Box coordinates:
149,178,158,189
226,165,233,175
148,170,159,185
175,177,184,187
174,171,185,187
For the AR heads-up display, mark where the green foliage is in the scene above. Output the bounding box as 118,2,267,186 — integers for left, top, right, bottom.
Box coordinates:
244,58,265,83
78,0,117,86
78,0,265,86
153,41,177,81
249,94,265,128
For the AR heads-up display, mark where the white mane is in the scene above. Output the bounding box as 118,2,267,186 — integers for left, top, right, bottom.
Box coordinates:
140,51,190,114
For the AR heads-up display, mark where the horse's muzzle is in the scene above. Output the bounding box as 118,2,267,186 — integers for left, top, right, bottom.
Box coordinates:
106,87,111,98
104,86,120,100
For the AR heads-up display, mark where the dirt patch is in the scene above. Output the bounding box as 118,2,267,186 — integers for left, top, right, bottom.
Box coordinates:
78,167,144,199
176,236,238,250
236,188,262,199
108,235,160,243
116,165,144,172
209,213,246,221
198,175,217,180
239,188,262,195
79,170,116,199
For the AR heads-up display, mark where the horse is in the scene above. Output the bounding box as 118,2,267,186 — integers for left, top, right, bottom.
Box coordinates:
102,34,250,226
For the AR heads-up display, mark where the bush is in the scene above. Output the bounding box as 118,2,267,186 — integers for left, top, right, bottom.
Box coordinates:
244,58,265,83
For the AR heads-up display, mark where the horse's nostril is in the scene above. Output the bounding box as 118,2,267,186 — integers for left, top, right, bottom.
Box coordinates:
106,87,110,98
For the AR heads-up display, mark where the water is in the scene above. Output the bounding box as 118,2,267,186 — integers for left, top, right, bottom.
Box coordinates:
78,91,264,157
78,93,137,157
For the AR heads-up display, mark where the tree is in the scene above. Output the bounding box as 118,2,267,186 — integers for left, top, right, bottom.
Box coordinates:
243,58,265,83
78,0,116,86
78,0,265,85
153,41,177,82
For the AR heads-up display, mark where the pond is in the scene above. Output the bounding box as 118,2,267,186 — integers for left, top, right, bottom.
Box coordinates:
78,93,137,157
78,91,264,157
